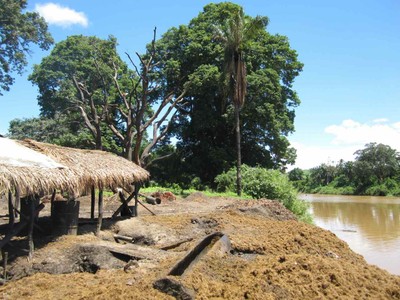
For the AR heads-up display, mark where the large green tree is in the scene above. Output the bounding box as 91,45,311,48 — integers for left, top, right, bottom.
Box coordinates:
29,35,121,151
0,0,53,95
151,2,303,185
354,143,400,185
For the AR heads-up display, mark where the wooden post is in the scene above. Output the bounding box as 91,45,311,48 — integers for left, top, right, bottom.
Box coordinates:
2,250,7,280
90,186,95,220
96,189,103,235
50,189,56,217
134,183,140,217
28,196,35,260
14,187,20,219
8,190,14,227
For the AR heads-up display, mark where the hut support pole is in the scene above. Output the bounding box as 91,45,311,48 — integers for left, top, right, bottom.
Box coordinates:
96,189,103,235
2,250,8,280
91,186,95,220
134,183,140,217
14,187,20,219
28,196,35,260
50,189,56,217
8,190,14,228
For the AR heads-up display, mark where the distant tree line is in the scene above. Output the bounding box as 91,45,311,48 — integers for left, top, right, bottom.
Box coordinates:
288,143,400,196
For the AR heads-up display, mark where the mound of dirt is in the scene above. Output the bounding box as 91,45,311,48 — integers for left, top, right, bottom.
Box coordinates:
0,195,399,299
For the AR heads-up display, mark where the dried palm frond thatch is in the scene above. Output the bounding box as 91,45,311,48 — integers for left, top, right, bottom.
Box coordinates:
0,139,149,197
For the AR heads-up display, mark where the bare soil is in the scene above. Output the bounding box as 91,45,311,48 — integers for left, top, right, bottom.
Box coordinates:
0,192,399,299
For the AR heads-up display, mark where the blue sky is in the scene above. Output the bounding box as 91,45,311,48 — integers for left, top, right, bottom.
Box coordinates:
1,0,399,169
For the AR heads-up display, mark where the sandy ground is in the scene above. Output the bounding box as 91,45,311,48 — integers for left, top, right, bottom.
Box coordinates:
0,192,399,299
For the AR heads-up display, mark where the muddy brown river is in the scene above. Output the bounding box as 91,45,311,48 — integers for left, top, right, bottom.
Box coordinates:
300,194,400,275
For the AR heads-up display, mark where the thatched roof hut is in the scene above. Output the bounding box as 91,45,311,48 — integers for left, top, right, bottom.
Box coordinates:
0,138,149,196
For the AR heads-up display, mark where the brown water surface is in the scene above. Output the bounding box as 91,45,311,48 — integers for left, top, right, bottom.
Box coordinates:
300,194,400,275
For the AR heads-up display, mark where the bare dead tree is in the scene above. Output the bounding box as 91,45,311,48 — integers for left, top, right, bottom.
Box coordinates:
108,28,188,167
71,28,187,167
72,76,104,150
70,41,116,151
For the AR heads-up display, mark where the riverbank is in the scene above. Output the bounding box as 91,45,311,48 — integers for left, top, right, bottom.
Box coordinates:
1,193,399,299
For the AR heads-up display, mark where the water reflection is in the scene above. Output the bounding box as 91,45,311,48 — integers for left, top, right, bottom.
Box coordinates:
311,201,400,240
300,194,400,275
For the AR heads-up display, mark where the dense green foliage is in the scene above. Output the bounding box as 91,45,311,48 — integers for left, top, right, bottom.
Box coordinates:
28,35,126,151
0,0,53,95
289,143,400,196
215,165,311,222
149,2,302,186
29,35,121,118
7,116,120,151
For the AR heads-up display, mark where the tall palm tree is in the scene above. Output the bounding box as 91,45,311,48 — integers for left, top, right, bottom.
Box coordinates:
217,8,268,195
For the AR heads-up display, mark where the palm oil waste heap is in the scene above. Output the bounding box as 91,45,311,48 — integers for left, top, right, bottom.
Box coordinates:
1,195,399,299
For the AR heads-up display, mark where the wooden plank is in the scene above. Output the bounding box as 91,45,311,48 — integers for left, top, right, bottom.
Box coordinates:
95,240,170,261
137,199,156,216
168,232,224,276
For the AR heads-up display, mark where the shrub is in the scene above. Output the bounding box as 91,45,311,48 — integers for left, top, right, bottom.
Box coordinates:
313,185,355,195
215,165,312,222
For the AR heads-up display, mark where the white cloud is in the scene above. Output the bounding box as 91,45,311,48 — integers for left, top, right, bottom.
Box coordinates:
291,119,400,170
290,142,357,170
35,3,88,28
325,119,400,149
373,118,389,123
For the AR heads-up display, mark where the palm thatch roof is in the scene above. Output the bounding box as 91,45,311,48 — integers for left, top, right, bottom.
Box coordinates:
0,138,149,196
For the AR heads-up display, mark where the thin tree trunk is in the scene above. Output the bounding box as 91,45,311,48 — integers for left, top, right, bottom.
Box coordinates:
95,125,103,151
235,105,242,196
132,133,143,166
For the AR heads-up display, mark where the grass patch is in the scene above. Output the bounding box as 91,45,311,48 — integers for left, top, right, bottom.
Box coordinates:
140,186,252,199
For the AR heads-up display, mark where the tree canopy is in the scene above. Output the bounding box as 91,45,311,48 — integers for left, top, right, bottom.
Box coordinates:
0,0,53,95
149,2,303,185
29,35,123,151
